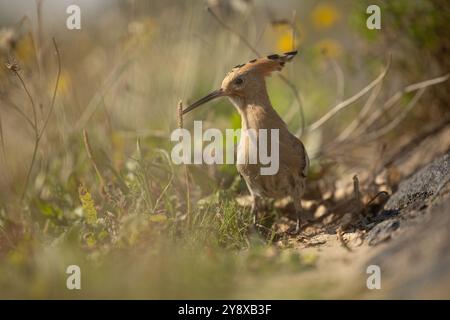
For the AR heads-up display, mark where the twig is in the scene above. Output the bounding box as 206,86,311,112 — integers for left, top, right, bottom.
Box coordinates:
364,191,389,211
402,74,450,93
335,81,382,142
178,101,191,227
303,56,391,134
7,59,40,201
20,38,61,201
2,98,37,131
319,74,449,162
177,100,184,129
10,65,38,137
353,73,450,139
335,175,363,252
360,87,426,142
278,74,305,136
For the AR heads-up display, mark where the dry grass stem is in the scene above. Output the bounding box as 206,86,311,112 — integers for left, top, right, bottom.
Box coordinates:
3,98,37,131
40,38,61,138
178,100,191,227
361,87,427,142
353,73,450,140
304,55,391,134
19,37,61,201
329,58,345,103
82,129,105,189
335,81,382,142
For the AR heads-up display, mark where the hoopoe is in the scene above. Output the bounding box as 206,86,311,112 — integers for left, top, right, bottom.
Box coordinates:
183,51,309,233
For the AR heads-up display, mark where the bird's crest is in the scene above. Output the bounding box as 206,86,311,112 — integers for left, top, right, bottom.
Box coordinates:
229,51,297,77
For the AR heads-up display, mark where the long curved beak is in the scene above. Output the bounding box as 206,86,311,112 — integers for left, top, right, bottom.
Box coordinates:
182,89,224,115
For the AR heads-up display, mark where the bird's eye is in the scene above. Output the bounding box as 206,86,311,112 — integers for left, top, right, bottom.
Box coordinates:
234,78,244,85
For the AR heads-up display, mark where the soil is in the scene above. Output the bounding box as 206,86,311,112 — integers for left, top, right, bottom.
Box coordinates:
236,124,450,299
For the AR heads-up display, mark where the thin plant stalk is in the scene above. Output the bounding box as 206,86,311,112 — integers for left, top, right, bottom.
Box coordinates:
177,101,191,228
19,38,61,201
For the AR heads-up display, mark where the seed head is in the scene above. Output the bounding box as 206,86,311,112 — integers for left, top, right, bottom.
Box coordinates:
177,100,183,129
5,57,20,72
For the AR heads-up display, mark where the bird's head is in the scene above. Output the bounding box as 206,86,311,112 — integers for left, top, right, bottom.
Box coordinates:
182,51,297,114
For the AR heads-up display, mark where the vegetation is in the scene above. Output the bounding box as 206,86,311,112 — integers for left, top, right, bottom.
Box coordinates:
0,0,448,298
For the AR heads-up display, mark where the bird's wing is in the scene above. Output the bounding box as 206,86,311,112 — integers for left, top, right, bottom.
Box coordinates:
279,134,309,178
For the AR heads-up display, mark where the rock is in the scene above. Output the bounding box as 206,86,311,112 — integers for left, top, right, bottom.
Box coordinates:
385,152,450,211
366,219,400,246
365,151,449,246
365,195,450,298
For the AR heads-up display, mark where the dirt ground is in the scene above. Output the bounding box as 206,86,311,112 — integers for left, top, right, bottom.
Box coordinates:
236,123,450,299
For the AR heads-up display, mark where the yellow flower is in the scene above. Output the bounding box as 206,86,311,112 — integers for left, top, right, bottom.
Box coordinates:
277,31,294,52
272,23,303,53
315,39,342,58
311,3,340,29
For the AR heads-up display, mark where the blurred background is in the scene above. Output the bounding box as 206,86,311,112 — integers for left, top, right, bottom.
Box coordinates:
0,0,448,299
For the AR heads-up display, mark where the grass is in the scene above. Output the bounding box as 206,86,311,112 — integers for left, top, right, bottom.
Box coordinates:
0,0,448,299
0,161,315,298
0,116,315,298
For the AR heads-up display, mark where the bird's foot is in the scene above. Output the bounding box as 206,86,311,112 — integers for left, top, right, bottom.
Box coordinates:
286,219,301,236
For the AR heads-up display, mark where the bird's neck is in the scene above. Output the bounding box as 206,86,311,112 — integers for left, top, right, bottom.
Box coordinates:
229,90,287,131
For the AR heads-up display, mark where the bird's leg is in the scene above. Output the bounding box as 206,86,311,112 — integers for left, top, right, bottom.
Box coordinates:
294,201,302,234
251,194,260,226
288,197,303,235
